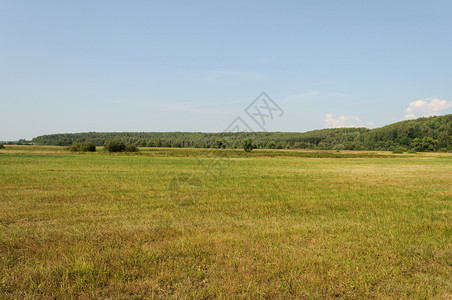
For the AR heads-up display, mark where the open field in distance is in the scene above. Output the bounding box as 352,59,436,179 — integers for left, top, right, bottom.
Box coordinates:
0,146,451,298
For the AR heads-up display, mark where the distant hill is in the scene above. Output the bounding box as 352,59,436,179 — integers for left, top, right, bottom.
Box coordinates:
32,114,451,152
358,114,451,151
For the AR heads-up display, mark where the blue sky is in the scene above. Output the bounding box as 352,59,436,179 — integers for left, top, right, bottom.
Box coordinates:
1,0,451,140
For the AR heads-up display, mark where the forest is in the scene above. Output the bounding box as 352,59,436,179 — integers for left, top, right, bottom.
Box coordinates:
31,114,452,152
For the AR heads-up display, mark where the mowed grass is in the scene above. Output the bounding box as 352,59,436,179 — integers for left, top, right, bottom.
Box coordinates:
0,147,451,299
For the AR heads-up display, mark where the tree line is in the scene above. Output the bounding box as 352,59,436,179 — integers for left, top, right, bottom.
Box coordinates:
31,114,451,152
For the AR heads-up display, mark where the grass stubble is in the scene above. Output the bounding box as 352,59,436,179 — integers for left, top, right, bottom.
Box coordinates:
0,146,451,298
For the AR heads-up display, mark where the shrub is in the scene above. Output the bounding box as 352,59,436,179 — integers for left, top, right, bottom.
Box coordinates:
407,149,417,154
0,143,4,149
104,140,126,152
392,147,405,154
317,142,332,150
135,140,146,147
125,144,139,152
243,139,254,152
69,142,96,152
213,140,226,149
266,141,276,149
154,139,162,147
333,144,345,151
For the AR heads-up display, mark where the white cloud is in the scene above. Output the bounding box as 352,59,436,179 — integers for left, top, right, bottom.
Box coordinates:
404,97,452,119
324,113,363,128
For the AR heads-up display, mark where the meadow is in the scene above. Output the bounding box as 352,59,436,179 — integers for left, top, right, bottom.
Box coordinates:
0,146,451,298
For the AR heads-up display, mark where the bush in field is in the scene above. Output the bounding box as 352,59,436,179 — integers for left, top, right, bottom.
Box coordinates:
0,143,4,149
243,139,254,152
392,147,405,154
333,144,345,151
69,142,96,152
104,140,126,152
125,144,139,152
213,139,226,149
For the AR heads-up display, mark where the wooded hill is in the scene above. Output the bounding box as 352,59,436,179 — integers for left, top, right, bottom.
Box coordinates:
32,114,452,152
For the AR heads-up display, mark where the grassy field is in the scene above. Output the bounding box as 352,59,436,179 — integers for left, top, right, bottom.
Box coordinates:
0,146,451,298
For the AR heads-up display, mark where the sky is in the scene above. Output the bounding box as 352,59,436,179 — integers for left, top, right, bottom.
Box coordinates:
1,0,451,140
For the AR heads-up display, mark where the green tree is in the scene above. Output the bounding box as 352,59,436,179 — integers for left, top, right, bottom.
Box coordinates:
214,139,225,149
317,142,330,150
104,141,126,152
411,137,439,152
135,139,146,147
171,141,181,148
437,131,450,148
69,142,96,152
154,139,162,147
243,139,254,152
333,144,345,151
266,141,276,149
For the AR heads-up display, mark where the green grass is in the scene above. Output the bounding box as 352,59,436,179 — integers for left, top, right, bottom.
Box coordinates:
0,147,451,298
